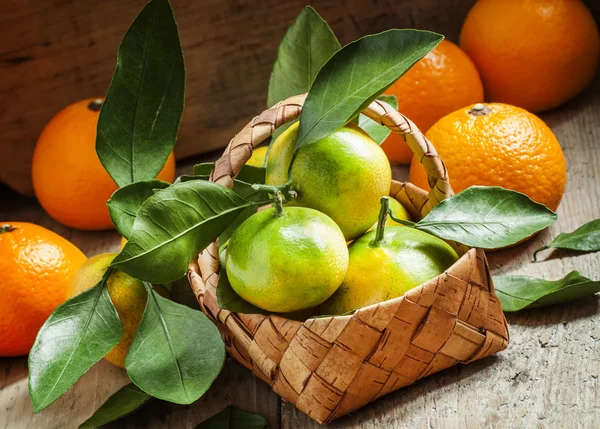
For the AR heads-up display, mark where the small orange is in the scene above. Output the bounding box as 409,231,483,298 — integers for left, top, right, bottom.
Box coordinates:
410,103,566,212
32,98,176,231
460,0,599,112
382,40,483,164
0,222,87,356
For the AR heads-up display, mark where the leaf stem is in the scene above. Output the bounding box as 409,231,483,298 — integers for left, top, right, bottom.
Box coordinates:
372,197,389,246
388,212,417,228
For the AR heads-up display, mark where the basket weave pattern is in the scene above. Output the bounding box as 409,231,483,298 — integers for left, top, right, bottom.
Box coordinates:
188,95,509,424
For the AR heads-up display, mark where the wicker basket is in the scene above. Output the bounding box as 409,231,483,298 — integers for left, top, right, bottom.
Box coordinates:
188,94,509,424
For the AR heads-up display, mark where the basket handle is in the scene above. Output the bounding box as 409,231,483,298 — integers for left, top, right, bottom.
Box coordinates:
210,93,453,214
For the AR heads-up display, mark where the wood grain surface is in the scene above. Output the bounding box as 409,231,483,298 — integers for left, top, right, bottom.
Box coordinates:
1,72,599,428
1,0,481,195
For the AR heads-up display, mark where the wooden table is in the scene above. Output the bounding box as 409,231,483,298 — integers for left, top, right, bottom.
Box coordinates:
1,77,599,428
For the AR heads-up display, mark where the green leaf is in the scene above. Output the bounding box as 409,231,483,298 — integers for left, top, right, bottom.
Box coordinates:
107,180,170,239
96,0,185,187
79,383,151,429
415,186,557,249
494,271,600,312
216,268,268,315
111,181,252,283
358,95,398,144
195,405,269,429
28,269,123,412
125,284,225,404
295,29,442,151
193,163,266,185
267,6,340,144
534,219,600,261
267,6,340,108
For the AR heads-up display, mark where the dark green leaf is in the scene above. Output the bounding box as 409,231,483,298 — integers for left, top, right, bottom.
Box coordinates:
96,0,185,187
111,181,252,283
165,276,201,309
494,271,600,312
534,219,600,261
79,383,151,429
415,186,557,249
195,405,269,429
295,29,442,151
216,268,268,315
125,285,225,404
267,6,340,143
107,180,170,239
193,163,266,185
358,95,398,144
28,270,123,412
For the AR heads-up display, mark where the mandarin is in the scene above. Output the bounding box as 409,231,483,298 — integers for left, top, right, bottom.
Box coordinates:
32,98,176,230
460,0,599,112
409,103,566,212
0,222,87,356
382,40,483,163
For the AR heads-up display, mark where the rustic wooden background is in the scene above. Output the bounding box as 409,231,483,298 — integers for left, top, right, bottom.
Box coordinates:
1,0,600,428
1,0,500,195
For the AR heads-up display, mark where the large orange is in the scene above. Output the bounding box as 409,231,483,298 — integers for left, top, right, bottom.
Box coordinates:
32,98,176,230
460,0,599,112
0,222,87,356
382,40,483,164
410,103,566,212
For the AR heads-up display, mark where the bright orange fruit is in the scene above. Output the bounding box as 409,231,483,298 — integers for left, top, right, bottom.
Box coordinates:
0,222,87,356
382,40,483,164
460,0,599,112
32,98,176,230
410,103,566,212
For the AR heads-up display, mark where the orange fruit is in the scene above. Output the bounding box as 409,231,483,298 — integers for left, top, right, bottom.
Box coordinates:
382,40,483,164
32,98,176,231
409,103,566,212
460,0,599,112
0,222,87,356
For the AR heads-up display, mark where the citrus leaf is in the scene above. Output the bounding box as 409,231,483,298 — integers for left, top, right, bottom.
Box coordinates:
358,95,398,144
107,180,170,239
295,29,442,151
111,181,252,283
195,405,269,429
216,268,268,315
267,6,340,143
125,284,225,404
96,0,185,187
28,269,122,412
533,219,600,261
416,186,557,249
165,276,200,310
193,163,266,185
493,271,600,312
79,383,151,429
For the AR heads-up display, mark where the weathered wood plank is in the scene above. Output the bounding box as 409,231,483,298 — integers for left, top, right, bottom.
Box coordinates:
1,0,479,195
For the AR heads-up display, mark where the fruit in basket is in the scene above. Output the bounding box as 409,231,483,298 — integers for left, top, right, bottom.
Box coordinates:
246,146,268,167
378,197,412,226
225,201,349,313
71,253,169,367
266,122,392,240
0,222,86,356
410,103,566,212
460,0,599,112
32,98,176,231
382,40,483,164
321,199,459,315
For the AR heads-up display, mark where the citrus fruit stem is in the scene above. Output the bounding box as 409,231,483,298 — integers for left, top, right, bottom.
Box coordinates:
0,224,16,234
273,192,285,218
372,197,390,246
